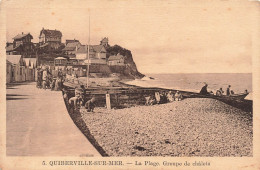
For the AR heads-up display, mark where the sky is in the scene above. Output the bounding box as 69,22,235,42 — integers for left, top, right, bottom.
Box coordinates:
5,0,259,73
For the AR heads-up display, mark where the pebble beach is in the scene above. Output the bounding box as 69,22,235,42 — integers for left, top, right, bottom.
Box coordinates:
79,98,252,157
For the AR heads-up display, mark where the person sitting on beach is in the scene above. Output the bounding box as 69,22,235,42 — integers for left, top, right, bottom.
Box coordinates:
167,91,174,102
216,88,224,96
160,91,168,104
174,91,183,101
145,96,151,106
145,95,156,106
200,84,210,95
150,96,156,105
85,97,96,112
226,85,231,96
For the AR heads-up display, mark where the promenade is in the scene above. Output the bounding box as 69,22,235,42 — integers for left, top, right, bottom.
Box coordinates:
6,82,101,156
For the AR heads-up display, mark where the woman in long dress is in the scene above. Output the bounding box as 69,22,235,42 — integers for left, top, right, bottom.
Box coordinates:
155,92,160,104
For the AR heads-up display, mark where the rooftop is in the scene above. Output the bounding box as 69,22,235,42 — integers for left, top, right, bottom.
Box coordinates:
62,42,81,51
6,55,22,65
40,28,62,37
108,54,124,61
76,45,106,54
13,33,33,40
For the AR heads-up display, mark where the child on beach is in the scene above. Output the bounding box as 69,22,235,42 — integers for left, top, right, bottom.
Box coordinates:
69,95,83,109
216,88,224,96
85,97,96,112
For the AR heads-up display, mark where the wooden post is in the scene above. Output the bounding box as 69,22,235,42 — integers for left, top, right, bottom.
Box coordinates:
106,93,111,109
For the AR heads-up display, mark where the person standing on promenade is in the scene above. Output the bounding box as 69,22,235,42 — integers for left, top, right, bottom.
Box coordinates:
36,68,43,88
42,68,48,90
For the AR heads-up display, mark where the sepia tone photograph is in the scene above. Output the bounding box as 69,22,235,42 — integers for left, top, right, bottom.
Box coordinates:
1,0,260,169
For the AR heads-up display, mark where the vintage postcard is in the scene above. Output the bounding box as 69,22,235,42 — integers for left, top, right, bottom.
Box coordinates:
0,0,260,169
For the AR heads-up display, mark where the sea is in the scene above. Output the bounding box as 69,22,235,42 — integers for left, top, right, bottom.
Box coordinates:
126,73,252,100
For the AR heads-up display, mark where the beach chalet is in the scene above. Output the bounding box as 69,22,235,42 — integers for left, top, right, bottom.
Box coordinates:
6,55,36,83
54,57,68,69
108,54,125,66
23,58,36,81
39,28,62,50
6,32,34,55
6,55,24,82
62,41,82,57
23,58,37,69
76,45,107,65
6,60,12,83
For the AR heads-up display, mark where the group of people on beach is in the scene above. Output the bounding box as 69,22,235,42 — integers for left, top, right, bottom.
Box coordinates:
36,67,64,91
200,84,236,96
145,90,183,106
65,85,96,112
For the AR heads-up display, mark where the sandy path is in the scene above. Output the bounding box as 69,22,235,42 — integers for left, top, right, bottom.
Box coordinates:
6,82,100,156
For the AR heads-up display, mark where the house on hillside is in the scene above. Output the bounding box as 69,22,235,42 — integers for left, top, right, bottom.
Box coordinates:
65,39,79,45
62,41,81,57
92,45,107,59
39,28,62,50
75,45,107,65
6,33,34,55
108,54,125,66
100,37,109,48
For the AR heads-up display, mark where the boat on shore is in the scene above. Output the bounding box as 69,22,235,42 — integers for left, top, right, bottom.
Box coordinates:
63,81,249,101
190,92,249,101
63,80,252,112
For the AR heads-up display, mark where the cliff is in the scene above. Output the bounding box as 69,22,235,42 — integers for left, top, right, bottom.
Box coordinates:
106,45,144,79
